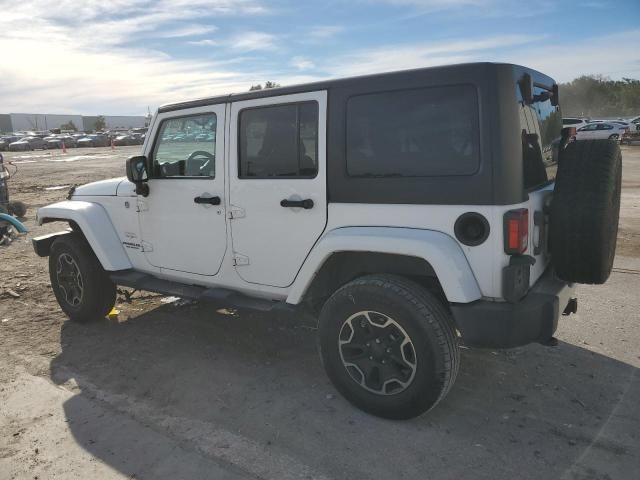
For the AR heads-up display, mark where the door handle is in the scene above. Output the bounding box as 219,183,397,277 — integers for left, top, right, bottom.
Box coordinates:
194,195,221,205
280,198,314,209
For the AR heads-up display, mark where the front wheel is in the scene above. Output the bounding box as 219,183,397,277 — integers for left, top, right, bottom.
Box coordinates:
318,274,460,419
49,233,116,322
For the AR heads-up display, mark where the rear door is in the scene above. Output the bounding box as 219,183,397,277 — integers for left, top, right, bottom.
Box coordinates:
228,91,327,287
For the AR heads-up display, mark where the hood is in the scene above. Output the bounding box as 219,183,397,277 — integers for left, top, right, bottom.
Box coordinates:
73,177,126,196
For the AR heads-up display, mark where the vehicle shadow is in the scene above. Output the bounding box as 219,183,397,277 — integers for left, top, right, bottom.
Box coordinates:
50,302,639,480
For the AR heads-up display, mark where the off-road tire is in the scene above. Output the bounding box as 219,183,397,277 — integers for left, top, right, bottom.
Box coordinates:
318,274,459,419
49,233,116,322
550,139,622,284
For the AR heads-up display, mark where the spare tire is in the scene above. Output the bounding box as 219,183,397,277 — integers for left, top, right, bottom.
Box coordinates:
550,139,621,284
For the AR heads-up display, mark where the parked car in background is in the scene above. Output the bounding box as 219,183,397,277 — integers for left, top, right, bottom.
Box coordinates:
113,135,135,146
44,135,76,149
77,134,109,148
0,137,14,151
9,136,48,151
562,117,590,130
130,133,145,145
575,122,628,141
627,115,640,131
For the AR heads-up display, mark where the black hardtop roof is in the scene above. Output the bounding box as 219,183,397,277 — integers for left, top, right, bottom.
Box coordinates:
158,62,553,113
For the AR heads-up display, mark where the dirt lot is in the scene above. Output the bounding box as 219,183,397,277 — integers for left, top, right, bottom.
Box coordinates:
0,145,639,479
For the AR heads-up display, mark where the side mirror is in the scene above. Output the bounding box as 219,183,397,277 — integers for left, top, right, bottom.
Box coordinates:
126,155,150,196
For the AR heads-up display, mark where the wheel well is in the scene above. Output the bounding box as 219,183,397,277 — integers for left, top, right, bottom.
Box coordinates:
34,219,85,257
301,252,446,313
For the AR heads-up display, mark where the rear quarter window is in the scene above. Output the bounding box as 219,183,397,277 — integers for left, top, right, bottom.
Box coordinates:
346,85,480,177
517,77,562,190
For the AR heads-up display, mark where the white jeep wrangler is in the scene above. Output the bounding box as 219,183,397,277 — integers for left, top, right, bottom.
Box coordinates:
33,63,621,419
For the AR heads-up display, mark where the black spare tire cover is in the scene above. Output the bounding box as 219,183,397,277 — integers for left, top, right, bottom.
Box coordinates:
550,139,622,284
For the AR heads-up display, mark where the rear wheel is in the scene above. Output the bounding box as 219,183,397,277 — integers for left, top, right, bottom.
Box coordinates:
49,233,116,322
609,134,619,141
319,274,459,419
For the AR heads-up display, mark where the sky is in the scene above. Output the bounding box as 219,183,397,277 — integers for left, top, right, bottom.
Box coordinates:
1,0,639,115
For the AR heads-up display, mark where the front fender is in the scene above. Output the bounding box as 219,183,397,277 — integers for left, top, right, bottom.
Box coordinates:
287,227,482,304
36,201,132,271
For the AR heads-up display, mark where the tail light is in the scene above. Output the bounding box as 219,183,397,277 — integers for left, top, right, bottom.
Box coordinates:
503,209,529,254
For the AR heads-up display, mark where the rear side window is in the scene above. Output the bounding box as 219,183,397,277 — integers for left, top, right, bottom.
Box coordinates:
517,74,562,190
346,85,480,177
239,102,318,178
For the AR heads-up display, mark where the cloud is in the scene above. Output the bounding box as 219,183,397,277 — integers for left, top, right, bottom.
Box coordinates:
158,24,218,38
327,34,540,76
187,39,219,46
324,30,640,83
0,0,270,114
290,56,316,70
308,25,344,39
230,32,277,51
499,30,640,82
369,0,557,18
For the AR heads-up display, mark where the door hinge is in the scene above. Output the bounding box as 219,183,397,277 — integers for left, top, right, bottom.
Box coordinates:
136,199,149,212
228,205,245,219
141,241,153,252
232,253,249,266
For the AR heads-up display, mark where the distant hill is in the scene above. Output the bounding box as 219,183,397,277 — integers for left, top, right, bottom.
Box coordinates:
559,75,640,118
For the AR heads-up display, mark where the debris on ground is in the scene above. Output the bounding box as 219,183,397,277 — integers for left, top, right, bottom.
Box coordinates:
160,296,181,304
160,296,196,307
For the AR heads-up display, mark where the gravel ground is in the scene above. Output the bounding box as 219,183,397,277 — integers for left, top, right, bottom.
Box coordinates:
0,145,638,480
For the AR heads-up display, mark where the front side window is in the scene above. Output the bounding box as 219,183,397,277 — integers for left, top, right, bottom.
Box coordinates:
152,113,216,178
239,102,318,178
346,85,480,177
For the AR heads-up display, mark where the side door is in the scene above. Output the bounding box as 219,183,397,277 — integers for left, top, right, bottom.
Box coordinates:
228,91,327,287
595,123,613,139
138,106,227,276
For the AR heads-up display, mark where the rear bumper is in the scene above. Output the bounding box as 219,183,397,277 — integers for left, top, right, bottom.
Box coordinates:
450,268,575,348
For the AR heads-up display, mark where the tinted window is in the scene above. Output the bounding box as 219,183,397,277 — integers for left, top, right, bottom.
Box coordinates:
239,102,318,178
152,113,216,178
345,86,479,177
516,76,562,190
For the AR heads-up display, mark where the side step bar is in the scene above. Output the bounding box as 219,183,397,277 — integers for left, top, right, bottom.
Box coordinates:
109,270,296,314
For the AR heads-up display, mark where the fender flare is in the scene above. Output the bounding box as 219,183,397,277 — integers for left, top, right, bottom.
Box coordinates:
36,200,132,271
287,227,482,304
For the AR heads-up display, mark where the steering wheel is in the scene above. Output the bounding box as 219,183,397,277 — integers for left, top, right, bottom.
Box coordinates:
187,150,215,175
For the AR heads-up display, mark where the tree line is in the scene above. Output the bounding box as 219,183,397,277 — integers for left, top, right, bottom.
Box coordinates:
559,75,640,118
